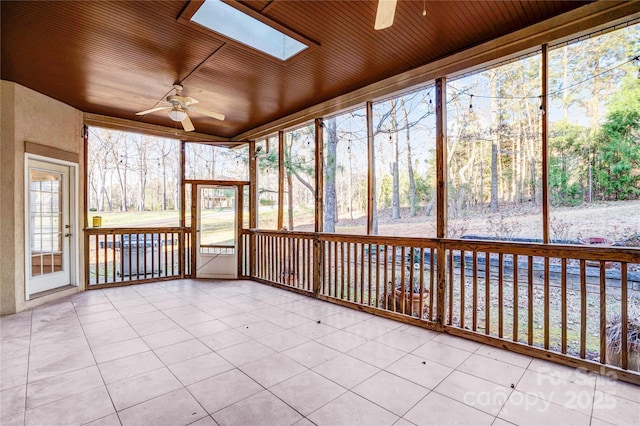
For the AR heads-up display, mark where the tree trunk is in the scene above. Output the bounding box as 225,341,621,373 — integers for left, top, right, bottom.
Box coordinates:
390,101,401,220
324,118,338,232
490,141,499,213
490,77,499,213
372,148,378,235
401,99,416,217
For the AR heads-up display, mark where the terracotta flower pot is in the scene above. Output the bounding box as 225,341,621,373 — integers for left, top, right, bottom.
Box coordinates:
393,289,430,318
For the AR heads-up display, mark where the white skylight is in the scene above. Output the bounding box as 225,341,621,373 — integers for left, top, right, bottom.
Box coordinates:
191,0,308,61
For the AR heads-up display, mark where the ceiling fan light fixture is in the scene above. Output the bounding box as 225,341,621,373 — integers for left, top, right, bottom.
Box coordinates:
168,106,187,122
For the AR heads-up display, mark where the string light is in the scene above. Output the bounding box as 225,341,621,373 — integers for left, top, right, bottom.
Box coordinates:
422,0,426,16
469,94,473,112
539,96,545,115
450,54,639,101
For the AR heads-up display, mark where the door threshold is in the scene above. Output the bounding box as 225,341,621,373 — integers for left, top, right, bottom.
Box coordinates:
30,285,76,300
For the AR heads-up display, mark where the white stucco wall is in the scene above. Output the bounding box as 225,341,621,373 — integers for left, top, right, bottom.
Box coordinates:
1,80,85,315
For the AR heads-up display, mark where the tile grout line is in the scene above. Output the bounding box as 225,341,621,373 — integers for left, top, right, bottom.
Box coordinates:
72,289,124,425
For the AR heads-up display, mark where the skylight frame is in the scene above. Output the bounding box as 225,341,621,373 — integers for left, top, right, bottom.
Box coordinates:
179,0,317,63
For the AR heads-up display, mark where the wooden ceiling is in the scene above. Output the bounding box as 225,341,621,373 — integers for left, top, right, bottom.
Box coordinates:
2,0,594,140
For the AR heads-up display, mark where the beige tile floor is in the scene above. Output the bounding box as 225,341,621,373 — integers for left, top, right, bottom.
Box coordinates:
1,279,639,426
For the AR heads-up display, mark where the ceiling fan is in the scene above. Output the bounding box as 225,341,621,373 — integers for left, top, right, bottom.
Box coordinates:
135,84,225,132
375,0,398,30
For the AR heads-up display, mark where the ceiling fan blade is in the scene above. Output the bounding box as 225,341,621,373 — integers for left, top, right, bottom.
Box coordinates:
192,107,225,121
183,97,199,105
181,114,195,132
136,106,171,116
374,0,397,30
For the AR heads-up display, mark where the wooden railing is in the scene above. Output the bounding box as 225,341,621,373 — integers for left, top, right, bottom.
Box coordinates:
319,235,439,324
245,229,640,384
252,231,315,292
85,227,191,288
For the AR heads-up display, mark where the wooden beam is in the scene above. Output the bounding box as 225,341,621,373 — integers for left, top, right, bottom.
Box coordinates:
236,187,244,278
435,77,447,329
179,141,186,278
249,141,257,277
83,113,239,145
541,43,550,244
184,179,250,186
366,101,375,235
435,78,447,239
191,184,198,277
277,130,284,230
233,2,640,141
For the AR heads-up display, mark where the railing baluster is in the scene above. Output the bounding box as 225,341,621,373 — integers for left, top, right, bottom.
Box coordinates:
460,250,465,329
383,245,388,310
473,251,478,332
429,248,435,321
112,233,116,281
621,262,628,370
528,256,533,346
347,242,352,302
103,233,108,282
334,241,339,298
376,244,381,307
340,242,345,299
409,246,415,315
498,252,503,339
513,254,518,343
544,257,550,349
600,260,606,364
390,245,396,312
361,243,366,305
580,259,587,359
368,243,373,306
400,246,406,315
419,247,425,319
561,257,567,354
486,252,491,335
448,249,453,325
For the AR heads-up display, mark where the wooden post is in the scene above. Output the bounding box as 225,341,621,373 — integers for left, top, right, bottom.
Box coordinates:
83,125,90,287
315,118,324,233
314,119,324,296
179,141,186,278
236,185,244,278
435,77,447,329
278,130,284,230
366,101,375,235
190,183,197,278
249,141,257,278
541,43,549,244
313,237,322,295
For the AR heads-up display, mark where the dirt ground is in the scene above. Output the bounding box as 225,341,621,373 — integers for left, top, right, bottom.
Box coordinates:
333,200,640,243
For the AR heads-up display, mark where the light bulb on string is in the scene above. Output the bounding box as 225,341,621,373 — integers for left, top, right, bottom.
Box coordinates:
422,0,426,16
469,95,474,112
539,96,545,115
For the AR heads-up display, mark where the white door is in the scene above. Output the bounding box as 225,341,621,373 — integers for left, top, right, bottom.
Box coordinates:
26,159,73,295
196,186,237,279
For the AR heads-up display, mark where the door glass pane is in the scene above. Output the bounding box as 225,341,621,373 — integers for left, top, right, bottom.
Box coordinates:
30,168,64,277
199,187,236,254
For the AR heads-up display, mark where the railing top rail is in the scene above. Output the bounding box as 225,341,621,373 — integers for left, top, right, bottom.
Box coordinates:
247,229,440,247
443,238,640,262
84,226,188,234
248,229,316,239
246,229,640,262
